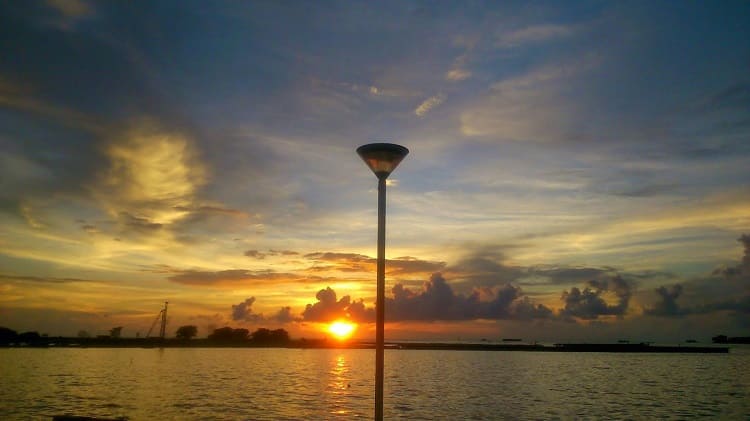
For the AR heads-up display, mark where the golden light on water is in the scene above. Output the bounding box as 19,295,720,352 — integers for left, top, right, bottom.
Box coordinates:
328,321,356,340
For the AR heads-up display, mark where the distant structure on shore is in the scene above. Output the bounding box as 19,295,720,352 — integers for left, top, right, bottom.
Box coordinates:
146,301,168,339
712,335,750,344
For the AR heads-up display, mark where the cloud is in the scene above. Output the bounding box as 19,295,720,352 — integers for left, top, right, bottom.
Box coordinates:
230,298,298,324
387,273,552,321
644,284,686,317
446,69,471,81
231,297,263,322
94,121,207,227
528,266,616,285
302,287,361,322
496,24,576,48
270,306,296,323
304,252,446,275
460,54,600,141
244,250,266,259
414,94,446,117
448,249,524,288
300,273,553,323
0,274,104,284
167,269,301,287
560,276,632,320
46,0,93,19
246,249,300,259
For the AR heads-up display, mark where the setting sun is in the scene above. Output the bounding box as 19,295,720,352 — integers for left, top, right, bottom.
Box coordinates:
328,321,357,340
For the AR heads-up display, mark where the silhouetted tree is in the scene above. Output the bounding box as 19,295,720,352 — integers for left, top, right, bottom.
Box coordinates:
176,325,198,340
251,328,290,345
109,326,123,338
18,331,41,344
0,327,18,344
207,327,249,342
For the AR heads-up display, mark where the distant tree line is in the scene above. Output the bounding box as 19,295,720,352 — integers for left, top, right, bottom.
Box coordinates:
0,325,294,348
0,327,45,345
203,326,290,345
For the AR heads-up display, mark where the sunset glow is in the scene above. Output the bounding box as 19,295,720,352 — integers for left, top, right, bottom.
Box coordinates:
0,1,748,344
328,321,356,340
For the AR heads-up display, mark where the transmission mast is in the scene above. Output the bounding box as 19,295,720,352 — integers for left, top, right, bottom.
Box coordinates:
159,301,168,339
146,301,169,339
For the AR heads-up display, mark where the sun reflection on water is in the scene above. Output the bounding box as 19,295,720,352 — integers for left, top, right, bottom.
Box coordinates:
327,353,353,416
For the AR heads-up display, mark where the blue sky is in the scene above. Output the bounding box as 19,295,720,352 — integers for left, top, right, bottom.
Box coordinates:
1,0,748,342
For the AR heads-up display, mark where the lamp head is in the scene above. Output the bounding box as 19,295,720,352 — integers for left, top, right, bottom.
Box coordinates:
357,143,409,179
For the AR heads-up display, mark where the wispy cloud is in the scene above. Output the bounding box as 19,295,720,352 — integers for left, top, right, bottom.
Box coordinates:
496,24,576,48
415,94,446,117
459,53,601,141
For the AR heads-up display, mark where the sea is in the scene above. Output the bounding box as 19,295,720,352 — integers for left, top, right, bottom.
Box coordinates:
1,346,749,420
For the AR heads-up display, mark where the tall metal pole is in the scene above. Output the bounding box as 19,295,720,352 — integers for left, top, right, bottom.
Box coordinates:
375,176,386,421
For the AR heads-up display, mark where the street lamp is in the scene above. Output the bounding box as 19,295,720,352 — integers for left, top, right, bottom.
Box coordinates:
356,142,409,421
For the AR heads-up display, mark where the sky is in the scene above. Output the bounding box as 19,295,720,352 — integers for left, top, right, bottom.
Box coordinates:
1,0,749,343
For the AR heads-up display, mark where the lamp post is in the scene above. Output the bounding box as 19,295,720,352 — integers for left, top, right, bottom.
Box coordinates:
356,142,409,421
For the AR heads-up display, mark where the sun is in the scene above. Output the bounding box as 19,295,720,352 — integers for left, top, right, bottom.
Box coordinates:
328,321,357,340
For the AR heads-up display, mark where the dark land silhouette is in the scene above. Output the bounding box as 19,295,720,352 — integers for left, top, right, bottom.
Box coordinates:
0,326,732,353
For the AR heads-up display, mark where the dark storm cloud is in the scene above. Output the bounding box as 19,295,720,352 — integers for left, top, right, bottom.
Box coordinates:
560,276,632,320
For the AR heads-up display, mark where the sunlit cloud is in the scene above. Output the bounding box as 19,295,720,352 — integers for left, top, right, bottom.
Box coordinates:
94,121,207,227
446,69,471,81
414,94,446,117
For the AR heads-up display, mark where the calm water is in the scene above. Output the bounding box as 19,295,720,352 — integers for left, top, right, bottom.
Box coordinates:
1,347,749,420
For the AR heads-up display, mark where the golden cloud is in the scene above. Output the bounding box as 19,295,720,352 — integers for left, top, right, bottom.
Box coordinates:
94,121,207,226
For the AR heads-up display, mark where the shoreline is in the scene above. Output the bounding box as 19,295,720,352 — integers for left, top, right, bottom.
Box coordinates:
0,339,730,353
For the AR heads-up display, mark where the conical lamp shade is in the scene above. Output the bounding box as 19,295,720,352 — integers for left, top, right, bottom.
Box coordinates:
357,143,409,179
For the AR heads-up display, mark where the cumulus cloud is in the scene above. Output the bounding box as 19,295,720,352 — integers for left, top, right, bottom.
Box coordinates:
231,298,299,324
302,287,361,322
645,284,686,317
388,273,552,321
414,94,446,117
231,297,263,322
301,273,552,323
270,306,296,323
560,276,632,320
